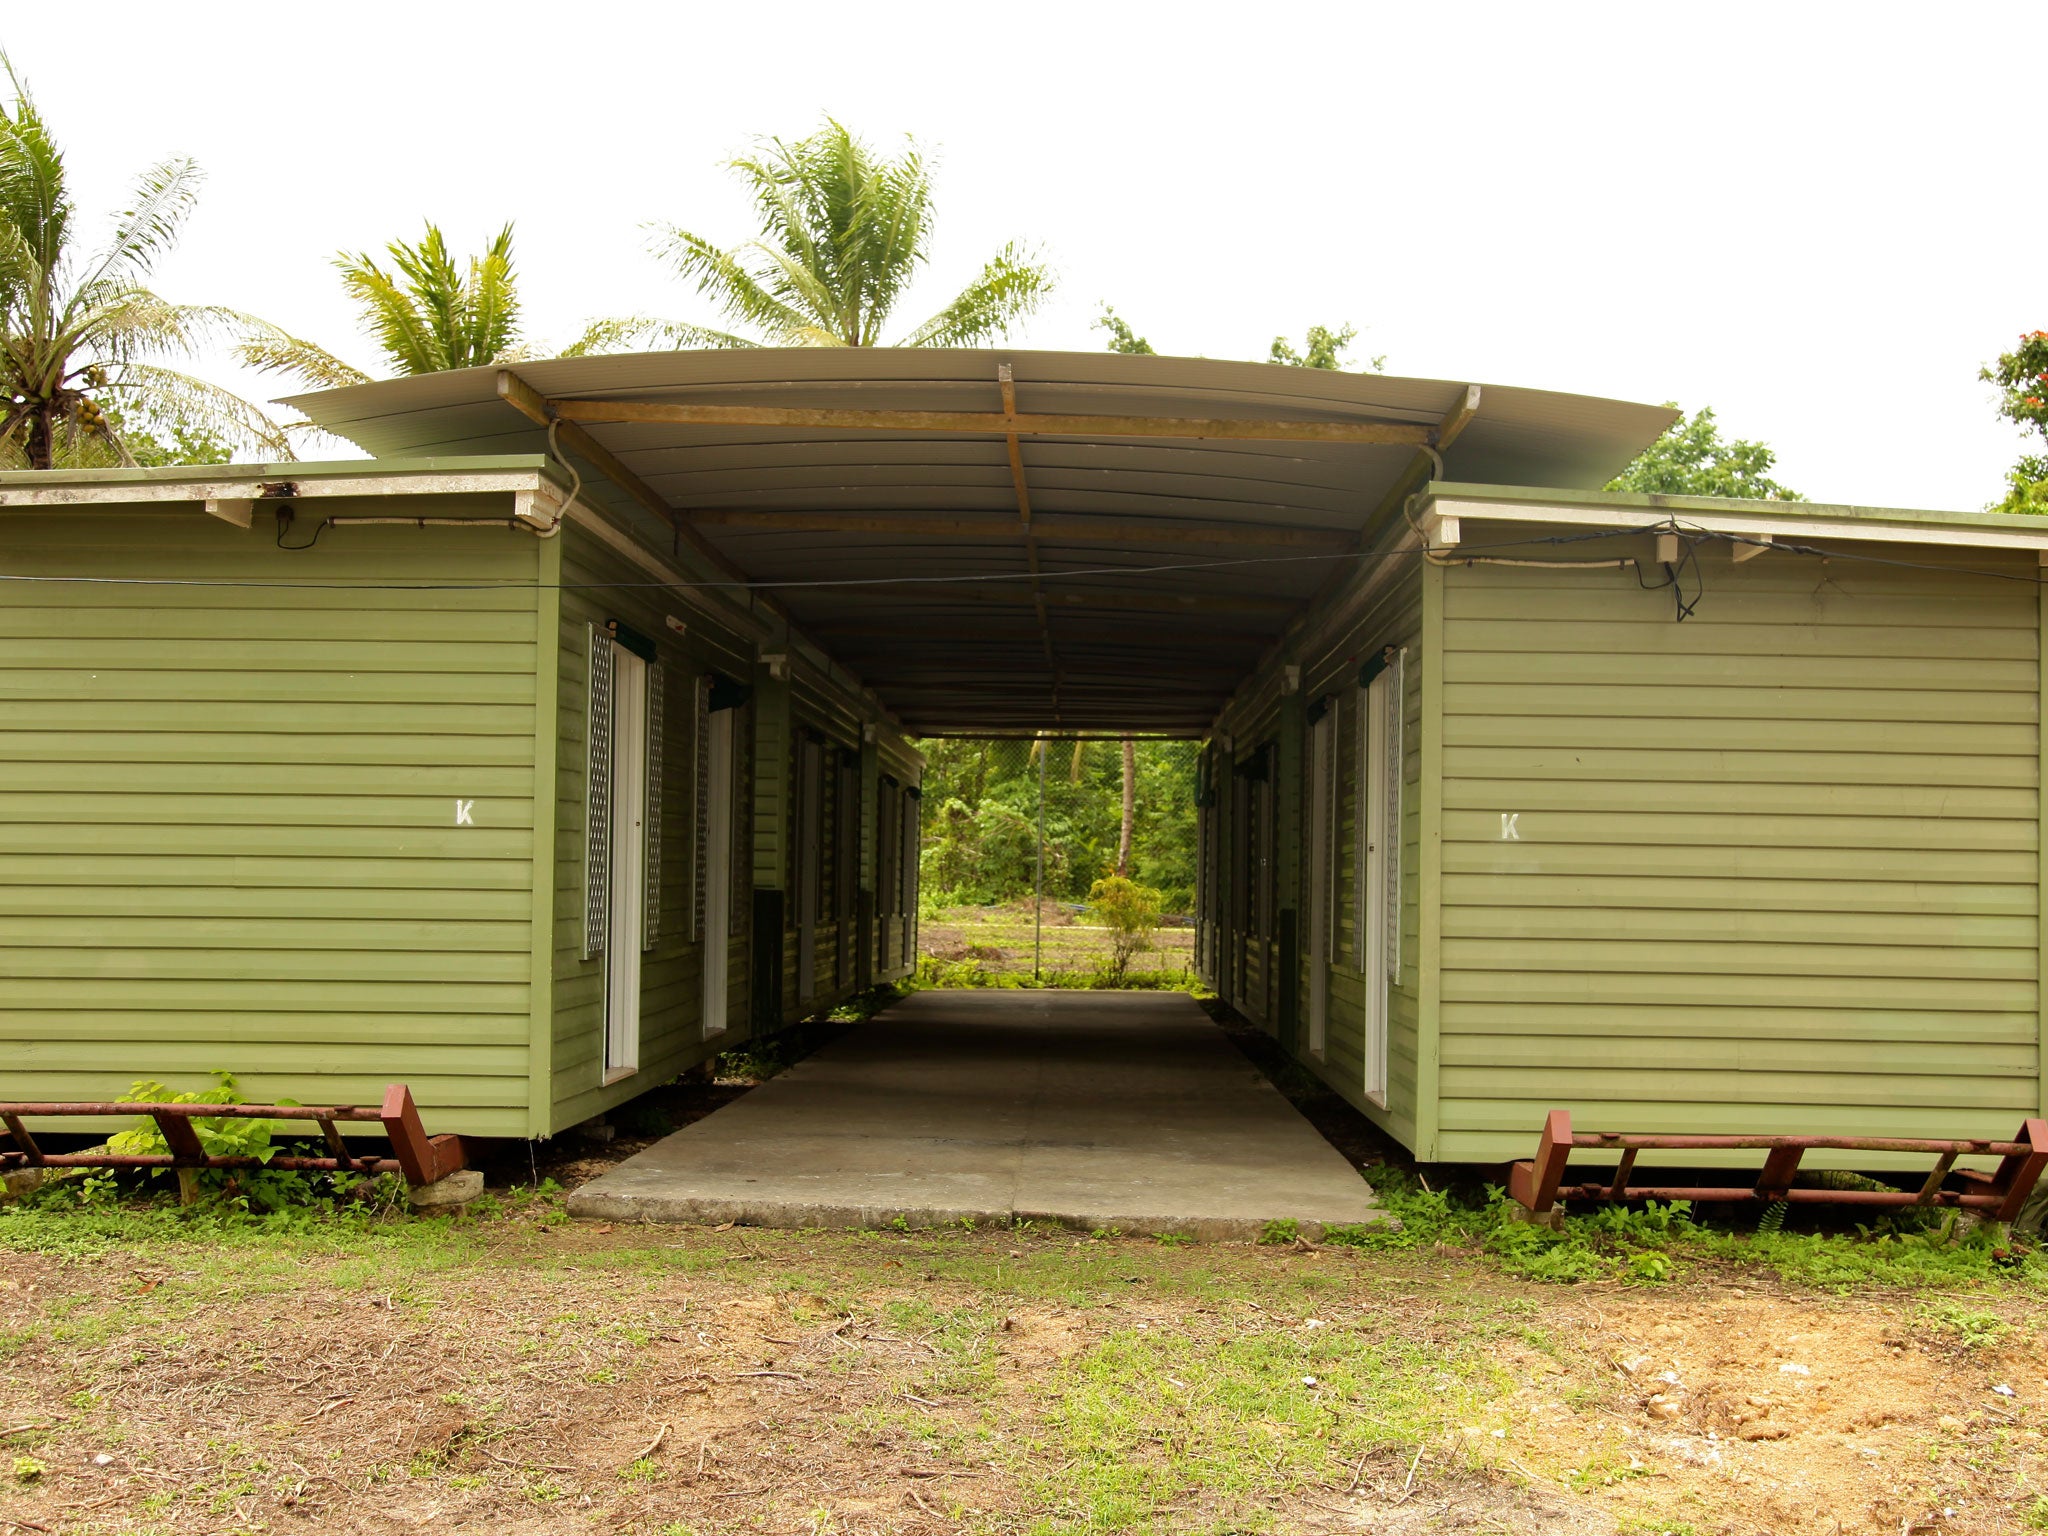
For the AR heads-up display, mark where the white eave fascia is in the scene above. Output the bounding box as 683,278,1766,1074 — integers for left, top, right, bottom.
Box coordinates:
0,466,557,509
1422,494,2048,555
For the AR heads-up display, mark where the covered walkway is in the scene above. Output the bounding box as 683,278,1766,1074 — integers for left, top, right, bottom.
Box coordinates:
566,990,1385,1239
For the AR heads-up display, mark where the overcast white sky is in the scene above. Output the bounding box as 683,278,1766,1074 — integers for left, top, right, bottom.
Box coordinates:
6,2,2042,509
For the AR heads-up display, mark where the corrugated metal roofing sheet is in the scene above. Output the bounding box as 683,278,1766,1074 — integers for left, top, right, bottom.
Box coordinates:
283,349,1675,735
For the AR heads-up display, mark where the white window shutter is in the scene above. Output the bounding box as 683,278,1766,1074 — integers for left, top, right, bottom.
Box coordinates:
583,625,615,960
643,662,665,951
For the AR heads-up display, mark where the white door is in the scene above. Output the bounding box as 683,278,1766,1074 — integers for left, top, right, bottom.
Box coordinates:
701,705,733,1038
1306,706,1334,1058
1360,665,1398,1108
604,648,648,1082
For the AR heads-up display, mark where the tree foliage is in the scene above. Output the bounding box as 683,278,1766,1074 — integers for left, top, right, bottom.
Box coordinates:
1270,323,1382,372
0,52,289,469
639,118,1054,349
1086,874,1163,983
1095,305,1155,355
1606,405,1801,501
917,738,1197,911
1981,330,2048,514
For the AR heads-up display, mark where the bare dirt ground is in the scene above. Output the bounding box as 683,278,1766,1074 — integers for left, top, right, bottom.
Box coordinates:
4,1212,2047,1535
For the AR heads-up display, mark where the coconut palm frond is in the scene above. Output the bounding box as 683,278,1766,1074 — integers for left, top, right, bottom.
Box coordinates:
898,242,1056,349
460,223,520,366
0,51,70,279
110,361,297,462
651,118,1050,350
559,315,761,356
76,156,203,298
648,224,819,342
339,244,447,376
235,329,373,388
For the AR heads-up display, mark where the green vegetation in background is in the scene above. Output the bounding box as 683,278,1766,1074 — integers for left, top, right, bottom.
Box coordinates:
1087,874,1163,984
916,738,1198,910
1982,329,2048,513
1095,304,1385,371
1605,404,1802,500
626,117,1055,350
0,51,290,469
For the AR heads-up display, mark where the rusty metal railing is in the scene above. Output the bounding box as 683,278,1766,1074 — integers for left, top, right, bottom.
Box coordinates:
1508,1109,2048,1222
0,1084,465,1190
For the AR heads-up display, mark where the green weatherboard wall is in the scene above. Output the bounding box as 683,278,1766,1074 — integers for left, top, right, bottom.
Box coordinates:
0,498,549,1137
1206,506,2047,1167
0,468,917,1140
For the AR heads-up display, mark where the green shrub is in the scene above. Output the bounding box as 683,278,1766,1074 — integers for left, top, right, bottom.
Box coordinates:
1085,875,1164,984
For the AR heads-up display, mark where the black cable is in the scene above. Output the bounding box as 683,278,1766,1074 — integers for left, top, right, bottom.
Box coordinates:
273,508,329,552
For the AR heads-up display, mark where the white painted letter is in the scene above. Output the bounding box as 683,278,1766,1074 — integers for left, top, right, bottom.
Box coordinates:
455,799,476,826
1500,813,1520,841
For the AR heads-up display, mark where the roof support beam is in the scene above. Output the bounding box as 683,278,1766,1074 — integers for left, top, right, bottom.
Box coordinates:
687,510,1353,549
999,363,1062,724
545,396,1438,446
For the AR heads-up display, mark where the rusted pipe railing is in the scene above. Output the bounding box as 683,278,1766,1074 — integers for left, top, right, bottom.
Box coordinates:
1509,1109,2048,1221
0,1084,464,1190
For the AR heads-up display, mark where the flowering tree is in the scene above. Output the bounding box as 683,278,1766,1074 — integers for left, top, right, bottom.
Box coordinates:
1982,331,2048,514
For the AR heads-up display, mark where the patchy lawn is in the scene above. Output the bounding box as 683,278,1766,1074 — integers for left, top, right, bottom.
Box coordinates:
4,1202,2048,1535
920,899,1195,983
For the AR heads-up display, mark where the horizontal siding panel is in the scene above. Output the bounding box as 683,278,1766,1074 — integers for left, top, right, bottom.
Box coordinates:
1445,778,2037,821
1444,683,2035,726
0,856,532,890
1444,907,2036,948
3,979,528,1011
1442,1068,2038,1111
1446,618,2039,661
0,794,535,829
1443,747,2036,789
8,1039,530,1077
1442,1035,2036,1077
1446,809,2032,853
0,1012,529,1045
0,949,529,982
1443,843,2039,883
0,916,530,951
3,701,534,733
1446,651,2038,692
0,606,538,641
1440,1002,2040,1044
1442,968,2033,1012
0,731,541,766
1446,588,2037,628
0,763,534,796
0,670,536,705
1446,715,2037,755
0,638,536,671
1439,1101,2030,1141
1442,937,2037,981
1443,873,2035,916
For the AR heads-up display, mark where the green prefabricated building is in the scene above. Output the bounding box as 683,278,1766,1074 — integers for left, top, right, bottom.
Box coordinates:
0,457,921,1139
12,347,2033,1172
1201,484,2048,1165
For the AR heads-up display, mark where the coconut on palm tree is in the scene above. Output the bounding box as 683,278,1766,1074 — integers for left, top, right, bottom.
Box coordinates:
0,53,290,470
629,118,1054,349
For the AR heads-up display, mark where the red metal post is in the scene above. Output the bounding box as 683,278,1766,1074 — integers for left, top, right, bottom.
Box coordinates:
1990,1118,2048,1224
1755,1145,1804,1201
150,1109,208,1164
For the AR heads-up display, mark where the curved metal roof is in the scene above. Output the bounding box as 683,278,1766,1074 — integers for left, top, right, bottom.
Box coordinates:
284,349,1675,736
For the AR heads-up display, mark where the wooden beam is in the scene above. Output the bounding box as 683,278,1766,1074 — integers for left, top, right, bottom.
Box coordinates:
688,509,1352,549
802,587,1297,617
546,396,1436,446
999,362,1063,723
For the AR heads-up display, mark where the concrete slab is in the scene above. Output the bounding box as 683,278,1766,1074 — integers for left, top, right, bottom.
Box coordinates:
566,990,1387,1240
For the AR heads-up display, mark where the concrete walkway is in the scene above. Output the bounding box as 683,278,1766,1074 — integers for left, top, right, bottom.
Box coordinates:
567,990,1386,1240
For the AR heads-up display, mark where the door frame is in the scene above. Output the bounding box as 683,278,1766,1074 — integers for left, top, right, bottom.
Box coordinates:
603,648,649,1083
1360,666,1395,1108
701,702,734,1038
1306,703,1335,1059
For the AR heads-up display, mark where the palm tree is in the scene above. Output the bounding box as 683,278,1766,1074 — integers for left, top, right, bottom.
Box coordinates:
0,54,290,470
635,118,1053,349
240,223,527,387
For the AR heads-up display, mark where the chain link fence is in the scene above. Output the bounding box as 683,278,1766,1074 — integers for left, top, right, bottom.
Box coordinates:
913,737,1200,986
